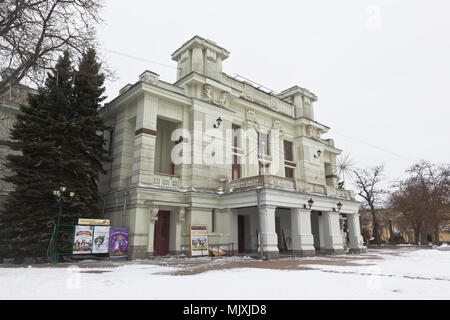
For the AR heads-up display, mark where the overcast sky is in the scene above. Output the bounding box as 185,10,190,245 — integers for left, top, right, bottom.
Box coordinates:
96,0,450,189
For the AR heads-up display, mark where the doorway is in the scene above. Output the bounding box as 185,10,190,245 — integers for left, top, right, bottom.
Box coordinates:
154,211,170,256
238,215,245,253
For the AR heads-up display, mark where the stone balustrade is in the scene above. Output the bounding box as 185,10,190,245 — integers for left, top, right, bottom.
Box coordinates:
153,173,181,189
228,175,296,191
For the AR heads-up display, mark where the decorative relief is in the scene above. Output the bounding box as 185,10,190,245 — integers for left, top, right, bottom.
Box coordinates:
177,208,185,223
246,109,256,123
202,84,212,103
305,125,314,137
216,91,228,107
272,119,281,130
270,98,278,111
244,86,253,100
149,204,159,222
315,129,323,140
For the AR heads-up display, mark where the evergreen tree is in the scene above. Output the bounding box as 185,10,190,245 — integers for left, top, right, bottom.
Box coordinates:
0,49,110,261
69,48,110,218
0,52,75,261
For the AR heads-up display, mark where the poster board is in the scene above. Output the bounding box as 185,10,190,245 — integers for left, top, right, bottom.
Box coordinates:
110,227,129,256
78,218,110,226
92,226,111,254
190,224,209,257
73,225,94,254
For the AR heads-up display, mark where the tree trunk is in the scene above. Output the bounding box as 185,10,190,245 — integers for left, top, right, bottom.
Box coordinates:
370,205,381,246
434,224,440,245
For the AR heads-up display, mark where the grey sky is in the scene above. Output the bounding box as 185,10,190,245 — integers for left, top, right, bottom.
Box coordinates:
97,0,450,188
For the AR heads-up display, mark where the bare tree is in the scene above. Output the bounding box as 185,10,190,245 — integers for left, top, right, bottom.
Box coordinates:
0,0,104,95
353,164,386,246
390,161,449,244
336,152,356,189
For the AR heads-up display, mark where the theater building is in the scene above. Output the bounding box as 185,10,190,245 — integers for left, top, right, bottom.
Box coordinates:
99,36,365,259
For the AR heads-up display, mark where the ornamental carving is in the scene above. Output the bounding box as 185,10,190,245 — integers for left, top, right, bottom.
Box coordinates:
203,84,212,102
217,91,228,107
305,125,313,137
246,109,256,123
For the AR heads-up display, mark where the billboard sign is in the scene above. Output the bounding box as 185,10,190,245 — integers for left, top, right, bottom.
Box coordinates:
190,224,209,257
110,227,129,256
92,226,111,254
73,225,93,254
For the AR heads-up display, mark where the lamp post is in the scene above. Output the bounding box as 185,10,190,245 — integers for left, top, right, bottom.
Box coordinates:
52,185,75,260
52,185,75,225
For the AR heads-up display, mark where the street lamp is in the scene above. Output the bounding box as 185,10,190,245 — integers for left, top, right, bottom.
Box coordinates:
213,117,222,128
304,198,314,209
52,184,75,225
51,185,75,261
333,201,343,213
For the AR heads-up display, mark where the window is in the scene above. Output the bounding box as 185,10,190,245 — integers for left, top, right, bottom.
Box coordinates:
232,124,241,150
258,132,269,156
285,167,294,179
232,155,241,180
284,140,293,162
232,125,241,180
283,140,295,179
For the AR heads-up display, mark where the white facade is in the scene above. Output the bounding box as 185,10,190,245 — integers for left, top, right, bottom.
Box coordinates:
99,36,365,259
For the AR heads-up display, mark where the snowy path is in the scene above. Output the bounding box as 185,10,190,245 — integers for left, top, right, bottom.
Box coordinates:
0,248,449,299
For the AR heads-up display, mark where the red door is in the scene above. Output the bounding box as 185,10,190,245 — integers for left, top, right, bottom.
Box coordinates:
238,215,245,253
154,211,170,256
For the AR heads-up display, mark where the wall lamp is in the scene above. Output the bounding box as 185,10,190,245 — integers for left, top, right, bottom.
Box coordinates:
213,117,222,128
333,201,343,212
303,198,314,209
313,150,322,158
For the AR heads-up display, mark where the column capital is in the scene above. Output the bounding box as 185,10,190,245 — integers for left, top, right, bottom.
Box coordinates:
260,204,277,211
177,207,185,223
291,207,312,215
149,204,159,222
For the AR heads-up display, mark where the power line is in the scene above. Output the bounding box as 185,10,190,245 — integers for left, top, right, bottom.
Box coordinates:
102,47,178,70
331,129,418,163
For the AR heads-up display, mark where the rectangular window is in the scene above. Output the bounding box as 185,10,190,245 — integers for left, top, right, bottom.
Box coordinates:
284,140,295,179
258,132,269,156
232,124,241,149
231,125,242,180
284,140,293,161
285,167,294,179
232,155,241,180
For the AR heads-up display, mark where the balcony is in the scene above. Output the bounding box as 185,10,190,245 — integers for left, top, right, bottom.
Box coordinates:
153,173,181,189
227,175,296,192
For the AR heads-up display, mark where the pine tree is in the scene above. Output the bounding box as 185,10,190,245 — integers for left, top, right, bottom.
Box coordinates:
69,48,110,218
0,49,110,262
0,52,75,261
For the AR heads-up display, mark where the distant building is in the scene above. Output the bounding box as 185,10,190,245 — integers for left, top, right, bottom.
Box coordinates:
0,83,37,205
360,208,450,244
99,36,366,259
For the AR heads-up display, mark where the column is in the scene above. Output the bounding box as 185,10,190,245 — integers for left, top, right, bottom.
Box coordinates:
132,94,158,186
290,208,316,257
229,209,238,255
259,205,279,259
347,213,366,253
192,46,203,73
146,204,159,257
174,208,185,255
321,211,345,254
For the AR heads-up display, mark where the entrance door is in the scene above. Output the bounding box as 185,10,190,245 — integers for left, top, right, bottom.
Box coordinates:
154,211,170,256
238,215,245,253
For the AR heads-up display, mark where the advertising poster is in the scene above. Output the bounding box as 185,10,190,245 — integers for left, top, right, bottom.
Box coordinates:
109,227,129,256
73,225,93,254
190,224,209,257
92,226,111,254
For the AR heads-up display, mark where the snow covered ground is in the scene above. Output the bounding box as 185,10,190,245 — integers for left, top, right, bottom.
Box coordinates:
0,248,449,299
